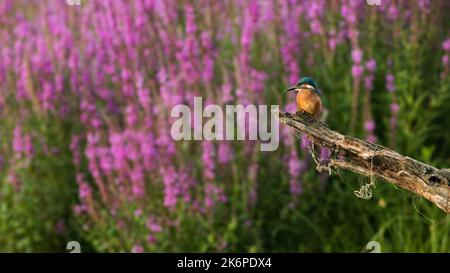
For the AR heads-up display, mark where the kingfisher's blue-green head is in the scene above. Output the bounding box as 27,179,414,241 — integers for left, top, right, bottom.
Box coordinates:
285,76,320,96
296,77,318,90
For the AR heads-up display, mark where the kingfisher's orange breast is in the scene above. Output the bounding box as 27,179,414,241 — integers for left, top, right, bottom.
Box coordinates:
296,89,322,117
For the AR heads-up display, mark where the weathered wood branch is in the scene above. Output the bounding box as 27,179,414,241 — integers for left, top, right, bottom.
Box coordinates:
276,110,450,214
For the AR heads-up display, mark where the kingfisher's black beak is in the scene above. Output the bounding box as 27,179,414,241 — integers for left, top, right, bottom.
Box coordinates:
285,86,297,92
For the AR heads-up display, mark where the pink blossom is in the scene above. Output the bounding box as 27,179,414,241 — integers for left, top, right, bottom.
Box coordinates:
365,59,377,72
364,120,376,132
386,74,396,92
147,218,163,233
364,75,374,91
78,181,92,200
132,245,144,253
367,134,378,143
442,55,449,66
147,235,157,244
443,38,450,51
351,49,363,64
218,142,233,164
201,141,215,180
12,125,24,154
390,103,400,113
352,65,364,78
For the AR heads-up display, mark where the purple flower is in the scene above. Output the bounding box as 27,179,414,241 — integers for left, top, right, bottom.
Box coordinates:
442,55,449,66
341,4,356,24
390,116,398,127
367,134,377,143
147,235,157,244
149,224,162,233
419,0,431,12
132,245,144,253
132,184,145,199
12,126,24,154
364,120,376,132
109,132,127,171
137,88,150,109
201,141,215,180
442,38,450,51
185,5,197,35
289,178,302,196
287,149,305,197
204,196,213,208
351,65,364,78
134,209,142,217
364,75,374,91
328,38,337,51
319,147,331,163
284,102,297,114
301,134,312,150
387,5,399,21
204,183,226,208
24,134,33,157
126,105,139,127
73,204,87,215
218,142,233,164
386,74,395,92
178,169,194,202
288,151,302,178
220,83,234,103
162,166,178,208
98,149,113,173
390,103,400,113
310,19,323,35
147,218,163,233
78,181,92,200
351,49,363,64
365,59,377,72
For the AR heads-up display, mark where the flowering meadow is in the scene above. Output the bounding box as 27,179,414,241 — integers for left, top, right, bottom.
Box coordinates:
0,0,450,252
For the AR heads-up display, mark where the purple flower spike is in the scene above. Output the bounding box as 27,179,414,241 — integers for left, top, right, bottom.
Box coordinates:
351,49,363,64
365,59,377,72
364,120,376,132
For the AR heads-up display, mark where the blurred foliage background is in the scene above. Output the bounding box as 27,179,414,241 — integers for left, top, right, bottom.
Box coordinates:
0,0,449,252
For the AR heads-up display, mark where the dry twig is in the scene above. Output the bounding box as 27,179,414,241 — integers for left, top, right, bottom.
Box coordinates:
275,110,450,214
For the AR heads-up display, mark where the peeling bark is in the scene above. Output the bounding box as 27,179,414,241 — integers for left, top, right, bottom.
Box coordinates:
276,110,450,214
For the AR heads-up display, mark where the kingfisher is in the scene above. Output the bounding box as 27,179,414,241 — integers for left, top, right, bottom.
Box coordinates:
285,76,323,118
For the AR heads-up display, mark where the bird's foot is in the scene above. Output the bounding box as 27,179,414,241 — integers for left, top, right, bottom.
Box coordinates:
295,110,305,116
296,110,317,124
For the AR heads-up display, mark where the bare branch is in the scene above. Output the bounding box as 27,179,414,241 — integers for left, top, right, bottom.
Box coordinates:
275,110,450,213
